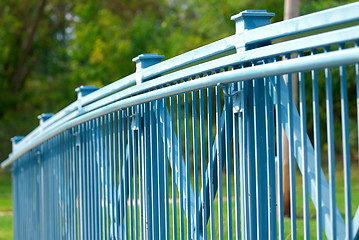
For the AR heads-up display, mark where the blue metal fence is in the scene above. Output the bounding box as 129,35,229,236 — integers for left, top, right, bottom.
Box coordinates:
2,3,359,240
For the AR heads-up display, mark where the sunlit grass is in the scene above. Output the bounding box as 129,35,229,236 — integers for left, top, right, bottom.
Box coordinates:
0,214,13,240
0,169,12,240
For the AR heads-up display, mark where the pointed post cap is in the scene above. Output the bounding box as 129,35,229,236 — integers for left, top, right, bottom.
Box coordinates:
11,136,24,151
231,10,275,34
37,113,55,125
75,85,99,100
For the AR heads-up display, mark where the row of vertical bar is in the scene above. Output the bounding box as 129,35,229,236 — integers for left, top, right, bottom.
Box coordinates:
11,109,144,239
10,60,358,240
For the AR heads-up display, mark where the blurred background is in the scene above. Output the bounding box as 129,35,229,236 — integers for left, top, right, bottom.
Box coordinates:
0,0,357,239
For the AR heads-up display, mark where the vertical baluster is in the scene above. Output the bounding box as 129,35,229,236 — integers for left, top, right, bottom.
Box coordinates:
45,142,47,239
240,81,250,240
170,96,177,240
215,84,224,240
87,122,92,240
57,135,60,239
49,139,53,239
67,131,71,239
64,131,69,239
100,116,106,239
118,111,124,239
69,130,74,240
128,108,134,240
112,113,119,239
311,50,322,240
132,106,139,240
52,138,55,238
275,74,284,240
41,146,44,239
109,114,115,239
144,103,152,239
64,131,70,239
177,93,184,240
137,105,143,240
59,134,64,239
339,44,352,240
208,86,215,239
232,81,241,239
298,53,309,240
163,97,170,240
264,76,276,240
246,80,257,240
97,118,104,240
109,115,114,240
75,127,80,240
82,124,87,240
88,121,94,240
224,83,233,240
105,115,111,240
157,98,165,239
199,88,207,239
93,119,100,240
192,89,199,240
80,124,85,240
29,152,32,239
184,92,191,240
150,101,159,240
91,122,95,239
51,138,54,239
286,68,297,240
324,48,336,239
123,110,129,239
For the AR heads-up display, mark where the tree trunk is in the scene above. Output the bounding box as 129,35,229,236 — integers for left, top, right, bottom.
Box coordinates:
282,0,299,217
9,0,47,94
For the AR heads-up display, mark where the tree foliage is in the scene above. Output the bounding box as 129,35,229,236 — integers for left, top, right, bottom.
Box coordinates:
0,0,355,160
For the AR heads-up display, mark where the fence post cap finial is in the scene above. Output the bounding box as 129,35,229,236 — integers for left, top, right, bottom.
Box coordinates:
11,136,24,144
132,53,165,70
37,113,55,125
11,136,24,151
231,10,275,33
75,85,99,99
132,53,165,84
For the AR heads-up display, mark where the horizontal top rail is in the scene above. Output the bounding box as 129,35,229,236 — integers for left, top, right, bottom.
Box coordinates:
2,1,359,168
2,46,359,168
243,1,359,45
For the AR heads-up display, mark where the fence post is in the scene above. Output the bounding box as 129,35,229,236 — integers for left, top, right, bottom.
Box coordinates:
231,10,274,240
132,53,165,240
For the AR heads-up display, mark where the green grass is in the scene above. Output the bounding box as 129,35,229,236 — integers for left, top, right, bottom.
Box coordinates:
0,170,12,212
0,214,13,240
0,169,13,240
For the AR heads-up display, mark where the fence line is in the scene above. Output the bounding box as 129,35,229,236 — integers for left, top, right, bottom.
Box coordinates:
3,2,359,240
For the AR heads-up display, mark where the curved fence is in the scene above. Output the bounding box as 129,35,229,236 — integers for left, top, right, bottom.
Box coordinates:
2,3,359,240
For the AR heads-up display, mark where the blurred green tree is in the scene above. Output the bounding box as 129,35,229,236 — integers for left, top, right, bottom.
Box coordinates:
0,0,356,163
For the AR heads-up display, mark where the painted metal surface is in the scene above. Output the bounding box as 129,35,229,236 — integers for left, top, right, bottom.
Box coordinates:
3,2,359,240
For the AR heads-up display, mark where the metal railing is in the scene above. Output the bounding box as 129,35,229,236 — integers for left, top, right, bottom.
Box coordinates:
2,3,359,240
